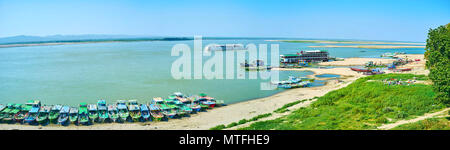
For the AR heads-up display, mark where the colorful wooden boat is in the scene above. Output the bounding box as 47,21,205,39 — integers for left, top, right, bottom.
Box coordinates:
88,104,98,123
117,100,129,122
24,101,41,125
128,100,141,122
97,100,109,123
165,98,181,117
186,97,201,113
148,104,163,121
0,103,13,122
78,103,89,125
48,105,62,123
14,103,30,123
198,94,216,109
107,104,119,122
350,67,371,72
175,100,192,116
58,106,70,125
3,104,21,123
69,107,79,124
153,97,175,119
140,104,151,121
0,104,6,112
36,105,51,124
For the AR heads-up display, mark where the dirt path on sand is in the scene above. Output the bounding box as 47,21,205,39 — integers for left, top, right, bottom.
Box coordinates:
377,108,450,130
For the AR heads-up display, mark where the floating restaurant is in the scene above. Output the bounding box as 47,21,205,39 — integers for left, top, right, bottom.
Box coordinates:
280,50,330,63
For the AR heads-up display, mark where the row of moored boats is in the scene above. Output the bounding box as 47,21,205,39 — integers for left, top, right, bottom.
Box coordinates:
0,93,224,126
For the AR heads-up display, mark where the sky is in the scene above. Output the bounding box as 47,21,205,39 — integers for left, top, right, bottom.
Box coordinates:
0,0,449,42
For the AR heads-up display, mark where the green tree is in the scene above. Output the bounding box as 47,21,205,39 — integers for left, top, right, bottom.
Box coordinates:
424,23,450,105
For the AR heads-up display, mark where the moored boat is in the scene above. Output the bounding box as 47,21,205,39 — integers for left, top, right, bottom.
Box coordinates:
24,101,41,125
117,100,129,122
0,103,14,122
14,103,29,123
128,100,141,122
107,104,119,123
153,97,175,119
140,104,151,121
175,99,192,116
88,104,98,123
165,98,181,117
78,103,89,125
198,93,216,109
350,67,372,72
0,104,5,112
148,104,163,121
186,97,201,113
48,105,62,123
3,104,21,123
69,107,79,124
58,106,70,125
97,100,109,123
36,105,51,124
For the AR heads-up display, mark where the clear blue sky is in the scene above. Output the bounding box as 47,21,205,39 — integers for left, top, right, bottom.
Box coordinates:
0,0,448,42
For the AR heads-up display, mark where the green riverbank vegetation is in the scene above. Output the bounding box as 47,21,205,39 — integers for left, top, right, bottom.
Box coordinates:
239,74,446,130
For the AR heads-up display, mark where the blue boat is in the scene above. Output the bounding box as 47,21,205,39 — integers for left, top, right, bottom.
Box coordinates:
140,104,151,121
24,102,40,125
58,106,70,125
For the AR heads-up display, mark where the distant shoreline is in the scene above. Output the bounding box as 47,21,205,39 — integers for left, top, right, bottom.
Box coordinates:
308,45,425,49
0,38,192,48
267,40,426,45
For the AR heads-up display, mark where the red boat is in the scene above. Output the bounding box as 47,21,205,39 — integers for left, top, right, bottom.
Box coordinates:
397,68,412,72
350,67,371,72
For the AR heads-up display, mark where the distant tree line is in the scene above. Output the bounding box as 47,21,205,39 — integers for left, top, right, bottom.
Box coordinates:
424,23,450,105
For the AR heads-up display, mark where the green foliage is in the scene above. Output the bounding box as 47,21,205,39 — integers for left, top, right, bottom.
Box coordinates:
274,99,307,113
392,117,450,130
240,74,445,130
209,124,226,130
424,23,450,105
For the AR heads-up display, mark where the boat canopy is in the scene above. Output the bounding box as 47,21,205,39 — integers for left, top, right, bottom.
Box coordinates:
140,105,149,111
107,104,117,110
117,104,127,110
51,105,62,111
128,105,139,111
97,100,106,105
153,97,164,103
69,107,78,113
23,105,33,111
199,93,207,97
149,104,160,111
174,101,183,105
60,106,70,113
79,103,87,107
168,95,177,99
128,100,138,105
29,107,40,113
117,100,127,104
25,100,34,105
173,92,183,97
165,99,174,103
42,106,52,112
14,104,22,108
88,104,97,111
79,108,88,114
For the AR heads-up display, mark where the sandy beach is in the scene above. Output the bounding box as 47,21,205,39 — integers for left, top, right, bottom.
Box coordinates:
0,54,426,130
318,57,397,66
